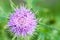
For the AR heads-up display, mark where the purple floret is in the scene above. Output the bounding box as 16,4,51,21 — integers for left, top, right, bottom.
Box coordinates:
8,6,37,37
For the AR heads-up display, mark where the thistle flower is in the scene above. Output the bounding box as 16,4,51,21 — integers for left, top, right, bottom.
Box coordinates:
8,6,37,37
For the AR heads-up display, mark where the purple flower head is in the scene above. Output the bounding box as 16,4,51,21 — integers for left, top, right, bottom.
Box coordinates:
8,6,37,37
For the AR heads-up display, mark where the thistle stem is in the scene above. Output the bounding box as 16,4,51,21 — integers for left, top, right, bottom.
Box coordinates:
12,35,16,40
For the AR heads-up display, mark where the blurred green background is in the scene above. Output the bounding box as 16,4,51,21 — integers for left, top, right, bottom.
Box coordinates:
0,0,60,40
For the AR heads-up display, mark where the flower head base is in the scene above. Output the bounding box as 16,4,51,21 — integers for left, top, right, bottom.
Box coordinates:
8,6,37,37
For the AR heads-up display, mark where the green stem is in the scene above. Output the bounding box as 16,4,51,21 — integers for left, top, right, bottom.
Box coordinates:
24,35,30,40
12,35,16,40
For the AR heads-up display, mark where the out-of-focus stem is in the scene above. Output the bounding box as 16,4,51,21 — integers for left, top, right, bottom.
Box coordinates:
12,35,16,40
